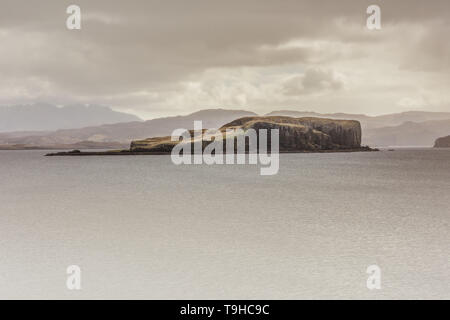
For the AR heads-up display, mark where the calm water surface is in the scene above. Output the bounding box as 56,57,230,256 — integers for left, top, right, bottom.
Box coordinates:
0,149,449,299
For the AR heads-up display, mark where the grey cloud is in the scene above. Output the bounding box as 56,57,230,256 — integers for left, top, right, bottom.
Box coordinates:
283,68,345,96
399,21,450,73
0,0,449,117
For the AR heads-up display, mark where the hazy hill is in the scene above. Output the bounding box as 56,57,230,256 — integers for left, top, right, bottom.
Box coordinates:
1,107,449,148
0,103,141,132
266,110,450,130
0,109,257,146
434,135,450,148
363,119,450,147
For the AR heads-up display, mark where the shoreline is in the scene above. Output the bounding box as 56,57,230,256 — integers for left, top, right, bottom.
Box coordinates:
45,147,378,156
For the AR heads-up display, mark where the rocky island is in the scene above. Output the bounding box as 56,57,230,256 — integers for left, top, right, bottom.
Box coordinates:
433,135,450,148
46,116,376,156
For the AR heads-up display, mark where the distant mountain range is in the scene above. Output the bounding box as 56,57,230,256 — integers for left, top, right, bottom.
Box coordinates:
266,110,450,130
0,103,141,132
0,107,449,148
0,109,257,147
364,119,450,147
267,110,450,147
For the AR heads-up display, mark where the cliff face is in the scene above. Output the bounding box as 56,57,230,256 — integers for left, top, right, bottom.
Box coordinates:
130,116,362,152
434,135,450,148
221,116,361,151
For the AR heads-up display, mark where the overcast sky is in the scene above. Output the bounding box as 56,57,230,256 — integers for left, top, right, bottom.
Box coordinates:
0,0,449,119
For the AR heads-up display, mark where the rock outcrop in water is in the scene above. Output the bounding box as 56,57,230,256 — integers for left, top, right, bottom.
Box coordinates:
434,135,450,148
130,116,364,153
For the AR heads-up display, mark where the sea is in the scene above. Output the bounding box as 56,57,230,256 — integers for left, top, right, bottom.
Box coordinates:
0,148,449,299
